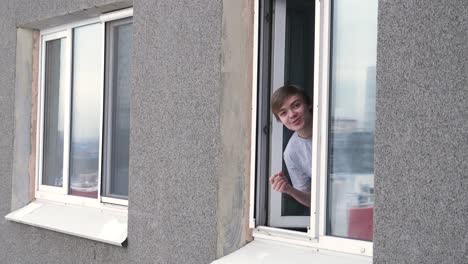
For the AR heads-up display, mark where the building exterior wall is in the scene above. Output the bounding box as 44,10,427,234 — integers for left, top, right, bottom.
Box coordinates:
374,0,467,263
0,0,252,263
128,0,222,263
0,0,466,263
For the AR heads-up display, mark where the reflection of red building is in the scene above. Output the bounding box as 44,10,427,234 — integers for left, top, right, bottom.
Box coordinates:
70,171,98,199
348,206,373,241
70,188,98,198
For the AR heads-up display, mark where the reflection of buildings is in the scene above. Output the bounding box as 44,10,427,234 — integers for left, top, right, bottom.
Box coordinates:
70,141,99,197
329,119,374,174
330,118,358,133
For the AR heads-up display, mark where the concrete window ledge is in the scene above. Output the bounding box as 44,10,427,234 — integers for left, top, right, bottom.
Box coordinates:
212,238,372,264
5,200,127,246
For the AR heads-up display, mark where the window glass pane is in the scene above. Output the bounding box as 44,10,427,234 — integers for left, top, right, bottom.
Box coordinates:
42,38,66,187
103,19,132,198
327,0,378,241
69,23,103,198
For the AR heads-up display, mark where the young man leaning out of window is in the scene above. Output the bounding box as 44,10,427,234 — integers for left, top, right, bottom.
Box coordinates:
270,85,312,207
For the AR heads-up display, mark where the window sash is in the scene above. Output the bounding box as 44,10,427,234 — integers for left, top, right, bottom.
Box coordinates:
268,0,310,228
325,0,377,241
251,0,374,256
38,30,72,195
69,22,104,199
102,17,133,200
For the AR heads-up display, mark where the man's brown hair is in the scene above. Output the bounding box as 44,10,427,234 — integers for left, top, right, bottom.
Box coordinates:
271,85,311,121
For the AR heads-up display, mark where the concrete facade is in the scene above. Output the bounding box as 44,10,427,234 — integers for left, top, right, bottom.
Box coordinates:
0,0,466,263
374,0,467,263
1,0,253,263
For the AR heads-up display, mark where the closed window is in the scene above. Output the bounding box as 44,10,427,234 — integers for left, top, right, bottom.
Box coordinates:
37,12,133,206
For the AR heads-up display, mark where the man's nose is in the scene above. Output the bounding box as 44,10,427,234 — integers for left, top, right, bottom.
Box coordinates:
288,110,297,118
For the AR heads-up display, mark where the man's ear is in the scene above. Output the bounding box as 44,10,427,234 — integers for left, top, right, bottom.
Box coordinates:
308,105,313,112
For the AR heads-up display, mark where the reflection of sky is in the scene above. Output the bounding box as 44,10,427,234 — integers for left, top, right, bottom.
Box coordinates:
71,23,103,141
330,0,378,128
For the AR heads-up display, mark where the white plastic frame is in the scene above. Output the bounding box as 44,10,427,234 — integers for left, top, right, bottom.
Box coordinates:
37,30,72,196
249,0,259,229
268,0,309,228
249,0,373,257
35,8,133,208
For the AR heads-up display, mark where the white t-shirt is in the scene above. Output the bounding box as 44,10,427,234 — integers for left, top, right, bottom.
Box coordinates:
283,132,312,193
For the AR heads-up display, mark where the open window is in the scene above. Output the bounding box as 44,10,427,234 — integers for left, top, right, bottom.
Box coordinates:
252,0,377,255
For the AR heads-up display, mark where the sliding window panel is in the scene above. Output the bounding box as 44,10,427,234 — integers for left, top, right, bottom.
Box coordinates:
42,38,67,188
326,0,378,241
69,23,104,198
102,18,133,199
268,0,314,228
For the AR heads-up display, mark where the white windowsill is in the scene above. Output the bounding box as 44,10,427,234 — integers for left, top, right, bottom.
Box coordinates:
212,238,372,264
5,200,127,246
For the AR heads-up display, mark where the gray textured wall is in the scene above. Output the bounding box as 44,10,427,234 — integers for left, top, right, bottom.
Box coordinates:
127,0,222,263
11,28,34,212
0,0,17,260
374,0,468,263
1,0,251,263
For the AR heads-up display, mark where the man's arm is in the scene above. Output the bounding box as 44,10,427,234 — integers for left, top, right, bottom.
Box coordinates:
270,172,311,207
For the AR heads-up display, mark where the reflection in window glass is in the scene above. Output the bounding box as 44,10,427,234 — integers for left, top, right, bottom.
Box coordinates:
42,38,66,187
69,23,103,198
327,0,378,241
103,19,133,198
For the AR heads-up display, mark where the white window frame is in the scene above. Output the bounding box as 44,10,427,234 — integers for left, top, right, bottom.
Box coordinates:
268,0,310,228
37,30,72,196
249,0,373,257
35,8,133,209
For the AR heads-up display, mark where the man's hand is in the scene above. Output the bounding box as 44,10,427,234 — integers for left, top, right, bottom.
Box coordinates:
269,171,292,194
269,171,311,208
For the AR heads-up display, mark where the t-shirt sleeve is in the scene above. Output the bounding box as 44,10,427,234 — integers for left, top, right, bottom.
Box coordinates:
283,151,311,193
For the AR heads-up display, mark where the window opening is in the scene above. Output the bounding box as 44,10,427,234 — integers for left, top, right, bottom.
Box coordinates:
37,10,133,205
255,0,377,244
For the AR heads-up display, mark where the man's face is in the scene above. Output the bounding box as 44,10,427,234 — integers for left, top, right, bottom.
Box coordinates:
277,95,312,133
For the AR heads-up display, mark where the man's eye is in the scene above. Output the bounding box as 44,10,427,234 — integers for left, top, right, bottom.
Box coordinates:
279,111,286,117
293,102,301,108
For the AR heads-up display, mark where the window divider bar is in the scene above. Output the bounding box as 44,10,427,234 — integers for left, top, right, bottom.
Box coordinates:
36,33,46,194
309,0,323,239
62,29,72,195
102,21,114,199
249,0,260,229
96,22,106,201
318,0,332,237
